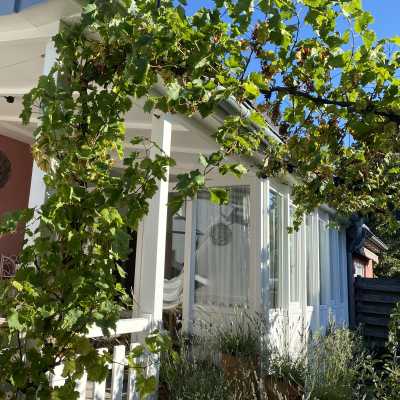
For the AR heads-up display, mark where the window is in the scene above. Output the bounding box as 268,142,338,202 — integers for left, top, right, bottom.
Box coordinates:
354,259,364,277
268,190,282,309
289,206,300,304
338,231,346,303
306,215,313,306
164,193,186,280
329,229,342,304
194,186,250,307
163,194,186,310
319,218,330,305
329,230,336,303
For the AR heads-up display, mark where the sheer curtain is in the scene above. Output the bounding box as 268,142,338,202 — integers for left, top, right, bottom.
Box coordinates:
319,218,330,306
194,186,250,308
306,215,313,306
267,190,282,309
289,206,300,304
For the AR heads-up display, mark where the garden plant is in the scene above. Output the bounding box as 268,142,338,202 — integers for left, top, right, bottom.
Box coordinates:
0,0,400,398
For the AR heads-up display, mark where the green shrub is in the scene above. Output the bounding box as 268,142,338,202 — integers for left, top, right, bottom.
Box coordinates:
160,336,231,400
304,328,371,400
214,311,263,359
372,302,400,400
160,313,400,400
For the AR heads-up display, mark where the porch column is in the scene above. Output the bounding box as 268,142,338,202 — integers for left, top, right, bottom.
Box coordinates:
27,162,46,235
27,39,57,236
249,178,263,312
135,114,172,323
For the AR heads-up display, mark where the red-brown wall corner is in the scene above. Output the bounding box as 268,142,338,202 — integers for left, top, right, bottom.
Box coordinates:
0,134,33,257
365,259,374,278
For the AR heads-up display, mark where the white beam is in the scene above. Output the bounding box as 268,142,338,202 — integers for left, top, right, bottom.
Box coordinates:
134,114,172,323
0,89,33,96
169,113,218,148
0,116,39,124
125,121,187,132
0,122,33,144
125,142,213,156
0,22,59,43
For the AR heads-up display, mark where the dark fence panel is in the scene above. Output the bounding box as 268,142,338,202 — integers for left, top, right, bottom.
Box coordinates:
354,277,400,345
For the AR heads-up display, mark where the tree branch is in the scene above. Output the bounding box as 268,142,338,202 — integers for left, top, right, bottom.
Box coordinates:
263,86,400,124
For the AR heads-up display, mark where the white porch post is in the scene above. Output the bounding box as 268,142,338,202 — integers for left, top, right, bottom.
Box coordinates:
249,178,263,312
27,163,46,235
27,39,57,236
135,114,172,323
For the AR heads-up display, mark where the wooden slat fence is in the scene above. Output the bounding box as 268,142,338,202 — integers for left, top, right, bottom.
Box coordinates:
51,317,152,399
355,277,400,345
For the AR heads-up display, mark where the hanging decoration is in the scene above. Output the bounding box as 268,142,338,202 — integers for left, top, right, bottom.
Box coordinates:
0,150,11,189
210,222,232,246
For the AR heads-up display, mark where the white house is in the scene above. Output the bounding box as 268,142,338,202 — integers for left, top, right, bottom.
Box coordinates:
0,0,349,396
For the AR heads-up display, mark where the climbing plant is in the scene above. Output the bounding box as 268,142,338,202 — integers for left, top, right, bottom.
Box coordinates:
0,0,400,398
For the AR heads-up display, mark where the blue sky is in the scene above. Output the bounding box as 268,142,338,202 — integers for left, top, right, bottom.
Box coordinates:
364,0,399,39
187,1,399,40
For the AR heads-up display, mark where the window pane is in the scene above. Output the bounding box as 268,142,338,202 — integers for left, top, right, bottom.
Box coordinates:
268,190,282,309
354,259,364,277
163,194,186,310
319,219,329,305
338,231,345,303
194,186,250,307
164,194,186,280
306,215,313,306
289,206,300,303
330,230,336,302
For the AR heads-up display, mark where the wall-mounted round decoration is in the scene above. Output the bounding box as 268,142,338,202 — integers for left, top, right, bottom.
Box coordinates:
0,150,11,189
210,222,232,247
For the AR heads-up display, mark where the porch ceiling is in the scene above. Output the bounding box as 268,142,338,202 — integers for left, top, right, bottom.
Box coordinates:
0,38,48,95
0,0,220,172
0,0,81,42
0,94,217,172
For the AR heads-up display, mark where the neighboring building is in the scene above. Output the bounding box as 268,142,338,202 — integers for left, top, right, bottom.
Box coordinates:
348,222,388,278
0,1,351,392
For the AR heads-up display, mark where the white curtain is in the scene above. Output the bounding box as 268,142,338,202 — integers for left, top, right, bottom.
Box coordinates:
194,186,250,307
163,274,184,310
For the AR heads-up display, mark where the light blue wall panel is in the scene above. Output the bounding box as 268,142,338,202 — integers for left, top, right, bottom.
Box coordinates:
0,0,46,15
0,0,16,16
15,0,46,12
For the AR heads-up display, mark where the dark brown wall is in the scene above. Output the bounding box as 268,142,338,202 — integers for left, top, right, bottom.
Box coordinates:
0,134,33,256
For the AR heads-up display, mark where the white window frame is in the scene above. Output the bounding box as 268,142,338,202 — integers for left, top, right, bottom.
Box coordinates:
304,211,320,331
265,179,288,313
288,202,303,311
318,211,331,308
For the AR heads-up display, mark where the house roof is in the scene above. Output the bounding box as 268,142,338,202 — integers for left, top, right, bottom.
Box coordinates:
362,224,388,254
0,0,46,16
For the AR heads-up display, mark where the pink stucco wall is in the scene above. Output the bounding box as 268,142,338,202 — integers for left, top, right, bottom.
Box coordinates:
0,134,33,256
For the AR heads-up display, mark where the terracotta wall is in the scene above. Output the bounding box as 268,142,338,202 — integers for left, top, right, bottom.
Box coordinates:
0,134,33,256
364,259,374,278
